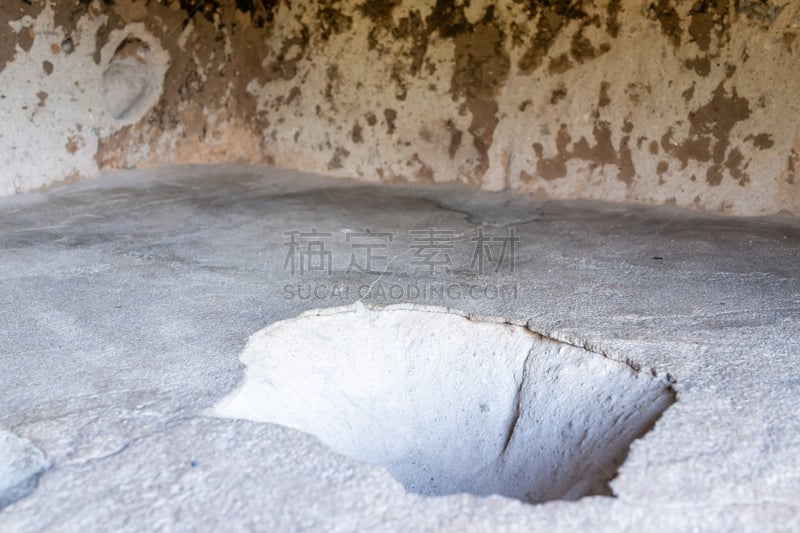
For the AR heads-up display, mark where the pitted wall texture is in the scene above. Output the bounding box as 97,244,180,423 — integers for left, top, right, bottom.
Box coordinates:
1,1,798,215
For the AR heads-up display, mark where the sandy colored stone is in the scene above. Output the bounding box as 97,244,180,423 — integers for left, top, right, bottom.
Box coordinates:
0,1,798,215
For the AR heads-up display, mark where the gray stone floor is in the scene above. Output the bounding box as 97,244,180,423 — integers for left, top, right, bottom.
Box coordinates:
1,165,798,531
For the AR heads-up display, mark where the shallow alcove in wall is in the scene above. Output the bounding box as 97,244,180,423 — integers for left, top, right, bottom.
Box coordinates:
102,37,159,122
210,303,676,504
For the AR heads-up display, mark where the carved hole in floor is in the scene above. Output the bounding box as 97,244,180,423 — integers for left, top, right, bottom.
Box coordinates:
210,303,676,504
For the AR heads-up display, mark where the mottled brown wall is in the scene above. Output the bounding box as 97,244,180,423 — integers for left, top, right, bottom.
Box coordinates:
1,0,798,215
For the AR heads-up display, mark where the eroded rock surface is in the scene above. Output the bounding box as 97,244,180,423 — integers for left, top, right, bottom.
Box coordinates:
0,430,49,511
0,1,798,215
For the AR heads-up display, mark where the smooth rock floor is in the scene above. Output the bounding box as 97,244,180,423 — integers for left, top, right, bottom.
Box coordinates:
1,165,798,531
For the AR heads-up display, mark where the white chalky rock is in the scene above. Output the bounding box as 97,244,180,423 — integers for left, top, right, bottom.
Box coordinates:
211,303,675,503
0,430,49,510
100,34,168,126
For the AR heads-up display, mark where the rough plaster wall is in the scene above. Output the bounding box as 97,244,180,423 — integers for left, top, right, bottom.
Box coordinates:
0,1,798,215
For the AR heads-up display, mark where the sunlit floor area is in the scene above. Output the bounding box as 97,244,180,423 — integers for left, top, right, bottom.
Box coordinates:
1,165,798,530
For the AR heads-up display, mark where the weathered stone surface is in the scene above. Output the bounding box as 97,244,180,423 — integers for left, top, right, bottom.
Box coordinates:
0,431,48,511
0,1,798,214
211,303,676,504
0,165,798,530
